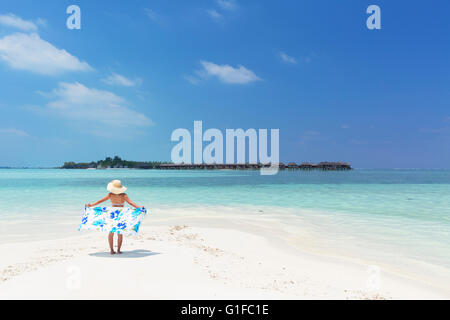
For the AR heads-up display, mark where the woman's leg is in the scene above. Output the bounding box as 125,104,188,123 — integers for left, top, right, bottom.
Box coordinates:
117,234,123,254
108,233,116,254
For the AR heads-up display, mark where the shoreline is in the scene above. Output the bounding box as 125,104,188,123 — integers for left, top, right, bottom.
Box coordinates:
4,203,450,285
0,205,449,299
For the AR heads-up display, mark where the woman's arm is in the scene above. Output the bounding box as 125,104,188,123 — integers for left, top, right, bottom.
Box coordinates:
86,194,110,207
123,194,142,209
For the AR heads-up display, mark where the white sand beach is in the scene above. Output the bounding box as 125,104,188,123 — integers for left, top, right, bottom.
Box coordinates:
0,206,448,300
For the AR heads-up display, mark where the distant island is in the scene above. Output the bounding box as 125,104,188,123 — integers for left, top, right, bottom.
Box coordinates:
61,156,352,171
61,156,168,169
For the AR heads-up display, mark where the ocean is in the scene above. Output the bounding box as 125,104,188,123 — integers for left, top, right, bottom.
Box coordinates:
1,169,449,285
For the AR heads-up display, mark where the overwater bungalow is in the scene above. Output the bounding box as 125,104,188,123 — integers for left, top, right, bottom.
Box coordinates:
316,162,351,170
299,162,313,170
146,162,351,171
287,162,298,169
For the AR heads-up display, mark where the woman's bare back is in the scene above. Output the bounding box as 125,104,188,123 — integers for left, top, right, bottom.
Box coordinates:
86,192,141,209
109,193,126,206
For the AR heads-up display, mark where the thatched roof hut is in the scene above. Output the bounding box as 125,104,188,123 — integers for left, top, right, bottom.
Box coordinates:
299,162,313,169
287,162,298,168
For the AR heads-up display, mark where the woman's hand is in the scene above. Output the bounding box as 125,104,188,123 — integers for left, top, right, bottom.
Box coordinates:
85,203,92,207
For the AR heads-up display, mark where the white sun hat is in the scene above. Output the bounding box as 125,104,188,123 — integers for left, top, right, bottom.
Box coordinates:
107,180,127,194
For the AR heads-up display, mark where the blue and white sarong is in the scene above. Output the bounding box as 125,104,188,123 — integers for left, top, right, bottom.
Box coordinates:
79,207,147,236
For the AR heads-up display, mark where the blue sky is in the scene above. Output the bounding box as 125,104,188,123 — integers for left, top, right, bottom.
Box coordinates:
0,0,449,168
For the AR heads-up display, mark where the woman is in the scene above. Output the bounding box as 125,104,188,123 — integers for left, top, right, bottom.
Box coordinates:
86,180,143,255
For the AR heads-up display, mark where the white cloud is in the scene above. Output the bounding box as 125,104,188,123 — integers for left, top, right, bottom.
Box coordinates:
207,9,223,20
278,51,313,64
39,82,152,136
102,73,142,87
216,0,238,11
197,60,261,84
0,14,38,32
36,18,47,28
145,8,158,21
207,1,238,22
280,52,297,64
0,33,93,75
144,8,166,25
0,128,29,137
182,74,201,85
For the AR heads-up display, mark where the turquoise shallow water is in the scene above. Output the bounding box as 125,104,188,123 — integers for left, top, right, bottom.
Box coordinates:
1,169,450,278
1,169,449,220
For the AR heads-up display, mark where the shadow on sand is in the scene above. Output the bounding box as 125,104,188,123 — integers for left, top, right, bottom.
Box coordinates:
89,249,160,258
